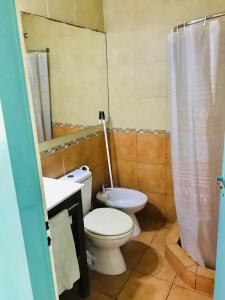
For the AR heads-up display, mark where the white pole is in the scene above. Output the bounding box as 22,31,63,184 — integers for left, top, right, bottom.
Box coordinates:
99,111,114,188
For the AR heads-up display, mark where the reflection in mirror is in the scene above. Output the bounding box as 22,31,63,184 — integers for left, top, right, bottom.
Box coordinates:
21,13,109,143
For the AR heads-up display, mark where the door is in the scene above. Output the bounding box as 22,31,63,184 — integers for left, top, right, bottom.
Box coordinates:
0,1,56,299
214,138,225,299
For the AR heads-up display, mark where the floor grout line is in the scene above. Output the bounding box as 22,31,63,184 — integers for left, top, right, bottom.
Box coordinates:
166,273,177,299
114,269,135,299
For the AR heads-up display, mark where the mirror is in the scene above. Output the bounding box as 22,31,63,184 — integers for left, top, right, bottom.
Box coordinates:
21,13,109,143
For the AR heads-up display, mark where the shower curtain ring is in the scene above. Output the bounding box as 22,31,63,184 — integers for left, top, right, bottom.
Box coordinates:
204,16,207,26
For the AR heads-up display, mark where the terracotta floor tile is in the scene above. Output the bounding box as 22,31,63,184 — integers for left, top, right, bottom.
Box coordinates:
137,212,165,231
151,223,173,250
174,274,192,289
121,240,148,270
136,247,176,284
86,290,115,300
167,285,213,300
117,271,171,300
133,230,157,246
90,269,132,298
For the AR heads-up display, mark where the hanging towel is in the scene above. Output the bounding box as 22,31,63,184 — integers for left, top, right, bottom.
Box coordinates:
49,210,80,295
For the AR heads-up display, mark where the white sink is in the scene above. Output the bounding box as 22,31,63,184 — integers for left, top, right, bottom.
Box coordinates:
43,177,83,210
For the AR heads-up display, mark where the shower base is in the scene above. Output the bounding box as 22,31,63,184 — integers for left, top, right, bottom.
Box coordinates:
165,222,215,295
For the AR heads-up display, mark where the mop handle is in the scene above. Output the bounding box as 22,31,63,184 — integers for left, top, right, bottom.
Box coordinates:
99,111,114,188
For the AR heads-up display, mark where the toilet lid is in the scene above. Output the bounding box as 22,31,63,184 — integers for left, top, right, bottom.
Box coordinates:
84,208,133,236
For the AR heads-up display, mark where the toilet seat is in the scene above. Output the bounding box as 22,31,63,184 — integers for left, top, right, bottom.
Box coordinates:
84,208,133,236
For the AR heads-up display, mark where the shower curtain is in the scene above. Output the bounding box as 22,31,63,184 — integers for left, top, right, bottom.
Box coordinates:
27,52,52,143
168,19,225,268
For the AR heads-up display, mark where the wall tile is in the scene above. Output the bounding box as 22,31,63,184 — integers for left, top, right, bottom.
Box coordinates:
47,0,75,24
134,0,166,27
137,163,166,194
166,163,174,195
165,195,177,222
146,192,167,218
116,160,137,189
137,133,166,165
206,0,225,14
166,0,207,23
111,159,119,187
166,135,172,165
75,0,104,31
41,150,64,178
136,97,169,130
62,143,84,174
109,65,135,97
110,98,137,129
110,132,137,161
18,0,48,16
92,163,107,195
103,0,135,32
134,25,167,63
135,62,166,98
107,31,135,66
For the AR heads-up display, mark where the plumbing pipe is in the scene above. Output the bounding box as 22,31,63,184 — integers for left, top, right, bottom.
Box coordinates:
99,111,114,188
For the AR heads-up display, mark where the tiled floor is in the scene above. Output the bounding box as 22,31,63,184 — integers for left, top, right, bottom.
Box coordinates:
86,214,213,300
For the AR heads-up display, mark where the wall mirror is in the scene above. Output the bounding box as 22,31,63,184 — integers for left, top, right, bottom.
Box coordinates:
21,13,109,144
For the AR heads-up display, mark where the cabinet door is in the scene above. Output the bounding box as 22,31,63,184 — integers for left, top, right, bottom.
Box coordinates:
0,1,56,299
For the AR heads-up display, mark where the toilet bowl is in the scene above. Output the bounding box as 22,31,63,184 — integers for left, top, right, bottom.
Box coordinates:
96,188,148,237
60,168,134,275
84,208,133,275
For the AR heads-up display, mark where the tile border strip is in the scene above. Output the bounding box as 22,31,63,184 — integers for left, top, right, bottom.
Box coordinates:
52,122,92,129
110,127,170,134
40,127,170,157
40,130,103,157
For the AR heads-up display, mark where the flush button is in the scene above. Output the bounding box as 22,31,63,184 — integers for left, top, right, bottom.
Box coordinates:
68,175,74,178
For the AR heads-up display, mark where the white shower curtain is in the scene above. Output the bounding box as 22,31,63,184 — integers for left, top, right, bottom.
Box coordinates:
168,19,225,268
27,52,52,143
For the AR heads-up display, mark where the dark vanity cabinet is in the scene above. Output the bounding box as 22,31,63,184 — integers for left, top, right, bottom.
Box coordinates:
48,190,90,299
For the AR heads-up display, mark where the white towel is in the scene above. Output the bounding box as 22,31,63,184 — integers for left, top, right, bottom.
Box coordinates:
49,210,80,295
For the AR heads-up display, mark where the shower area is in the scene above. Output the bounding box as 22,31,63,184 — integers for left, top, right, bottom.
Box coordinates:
167,10,225,278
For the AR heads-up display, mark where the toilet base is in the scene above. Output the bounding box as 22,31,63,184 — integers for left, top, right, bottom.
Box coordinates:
88,244,126,275
128,213,141,237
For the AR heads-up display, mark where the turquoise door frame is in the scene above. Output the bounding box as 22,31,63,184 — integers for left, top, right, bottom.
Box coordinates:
0,1,56,300
214,138,225,300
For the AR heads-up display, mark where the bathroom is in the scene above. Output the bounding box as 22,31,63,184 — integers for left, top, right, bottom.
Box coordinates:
1,0,225,299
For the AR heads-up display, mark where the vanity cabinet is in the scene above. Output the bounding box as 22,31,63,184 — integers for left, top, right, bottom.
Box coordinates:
44,178,90,298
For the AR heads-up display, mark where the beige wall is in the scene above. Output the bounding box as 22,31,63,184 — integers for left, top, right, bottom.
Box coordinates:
17,0,104,31
103,0,225,130
22,14,108,126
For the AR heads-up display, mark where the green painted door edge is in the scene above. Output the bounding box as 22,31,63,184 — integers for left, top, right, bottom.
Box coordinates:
214,138,225,300
0,1,56,299
0,102,34,300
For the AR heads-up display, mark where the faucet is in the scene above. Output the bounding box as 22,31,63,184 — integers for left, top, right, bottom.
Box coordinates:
100,184,110,193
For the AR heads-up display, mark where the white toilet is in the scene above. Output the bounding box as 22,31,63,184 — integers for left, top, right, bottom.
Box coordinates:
96,188,148,236
60,168,133,275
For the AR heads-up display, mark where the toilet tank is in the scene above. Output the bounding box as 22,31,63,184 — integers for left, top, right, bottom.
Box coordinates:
59,167,92,215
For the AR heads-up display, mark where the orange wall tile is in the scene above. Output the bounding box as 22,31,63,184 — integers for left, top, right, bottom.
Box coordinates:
137,133,166,164
41,133,108,197
52,125,80,138
110,131,176,222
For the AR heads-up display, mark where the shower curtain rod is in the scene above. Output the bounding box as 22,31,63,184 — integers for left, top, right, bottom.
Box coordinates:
27,48,50,53
173,11,225,31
